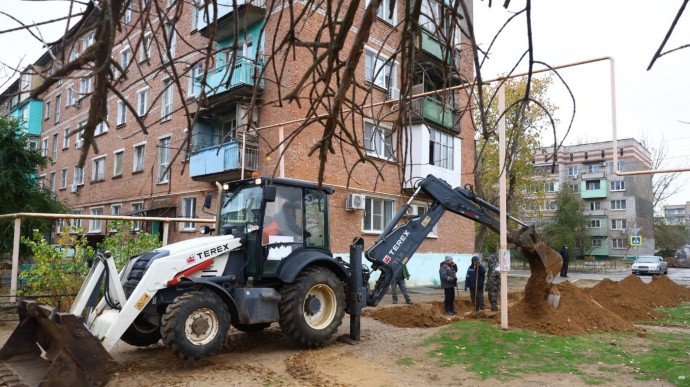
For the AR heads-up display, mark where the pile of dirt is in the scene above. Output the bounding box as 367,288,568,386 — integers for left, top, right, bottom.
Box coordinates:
364,275,690,336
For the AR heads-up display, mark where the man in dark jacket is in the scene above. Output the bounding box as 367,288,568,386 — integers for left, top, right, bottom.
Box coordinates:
560,245,570,277
439,256,458,315
465,256,486,311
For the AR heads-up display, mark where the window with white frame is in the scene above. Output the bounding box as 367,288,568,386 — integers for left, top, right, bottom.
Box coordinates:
618,160,625,171
612,238,627,249
544,181,557,193
157,137,171,183
79,77,91,96
49,172,56,191
67,85,76,106
95,121,108,136
590,201,601,211
76,121,86,148
20,107,28,123
586,180,600,190
63,127,70,148
133,143,146,172
587,219,601,228
540,201,557,211
162,79,173,120
120,47,130,74
38,175,46,189
55,95,61,122
71,209,83,229
591,238,602,248
367,0,396,24
92,156,106,182
74,166,85,185
610,180,625,191
20,73,30,89
113,150,124,177
363,196,394,232
364,121,394,159
89,207,104,233
60,168,67,189
28,139,38,151
132,202,144,230
587,164,601,173
165,23,177,60
69,49,77,62
124,2,133,24
140,32,152,62
44,101,51,120
83,33,94,51
429,128,454,169
137,88,149,116
569,183,579,192
568,166,579,176
611,199,626,210
110,204,122,232
52,133,58,162
182,197,197,230
364,48,396,90
411,203,438,237
187,63,202,97
56,219,65,233
611,219,627,230
117,100,127,125
41,138,48,157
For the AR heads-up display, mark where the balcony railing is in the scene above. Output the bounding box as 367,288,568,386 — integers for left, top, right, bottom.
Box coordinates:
417,30,452,64
410,96,456,129
196,57,263,98
190,140,259,179
580,180,608,199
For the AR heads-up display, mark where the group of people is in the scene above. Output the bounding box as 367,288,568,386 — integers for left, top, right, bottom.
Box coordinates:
393,255,501,315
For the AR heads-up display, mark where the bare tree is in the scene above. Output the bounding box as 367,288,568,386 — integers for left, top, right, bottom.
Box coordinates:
640,135,686,213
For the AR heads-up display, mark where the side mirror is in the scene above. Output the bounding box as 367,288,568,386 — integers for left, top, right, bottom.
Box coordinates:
203,192,213,209
263,186,277,202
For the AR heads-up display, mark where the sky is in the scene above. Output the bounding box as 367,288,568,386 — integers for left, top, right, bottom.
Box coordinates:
1,0,689,208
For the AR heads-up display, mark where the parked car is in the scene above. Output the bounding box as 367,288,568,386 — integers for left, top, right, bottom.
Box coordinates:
631,256,668,275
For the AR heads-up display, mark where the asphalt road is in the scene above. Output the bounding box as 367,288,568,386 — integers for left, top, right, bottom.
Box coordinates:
512,267,690,287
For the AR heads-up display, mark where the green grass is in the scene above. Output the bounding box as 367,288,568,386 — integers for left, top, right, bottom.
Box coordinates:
650,302,690,327
418,318,690,385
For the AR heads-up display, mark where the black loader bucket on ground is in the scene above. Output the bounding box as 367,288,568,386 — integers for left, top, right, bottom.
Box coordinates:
0,300,115,386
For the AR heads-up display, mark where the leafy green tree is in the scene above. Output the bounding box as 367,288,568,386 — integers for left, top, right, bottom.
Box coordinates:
98,220,162,269
0,118,67,256
654,218,687,251
542,187,589,256
474,76,557,251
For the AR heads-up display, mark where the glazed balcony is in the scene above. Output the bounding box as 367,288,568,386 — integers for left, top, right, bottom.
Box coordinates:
197,0,266,42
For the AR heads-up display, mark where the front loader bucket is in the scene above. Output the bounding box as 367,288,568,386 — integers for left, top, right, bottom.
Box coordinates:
522,242,563,309
0,300,115,386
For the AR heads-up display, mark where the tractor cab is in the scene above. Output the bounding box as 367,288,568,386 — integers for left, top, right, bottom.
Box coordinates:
211,176,334,279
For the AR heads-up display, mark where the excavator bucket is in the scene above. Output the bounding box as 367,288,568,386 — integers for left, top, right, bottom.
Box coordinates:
0,299,115,386
521,241,563,309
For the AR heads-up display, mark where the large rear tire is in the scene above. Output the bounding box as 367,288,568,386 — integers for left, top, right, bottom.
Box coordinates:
160,289,230,360
278,266,345,348
121,316,162,347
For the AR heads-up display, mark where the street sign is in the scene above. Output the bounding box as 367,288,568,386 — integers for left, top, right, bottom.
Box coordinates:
630,235,642,246
631,227,640,235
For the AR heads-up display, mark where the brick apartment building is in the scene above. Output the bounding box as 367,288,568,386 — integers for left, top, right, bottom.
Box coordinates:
1,0,478,266
526,138,655,258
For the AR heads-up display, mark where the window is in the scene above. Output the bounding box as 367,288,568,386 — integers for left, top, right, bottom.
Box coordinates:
132,202,144,231
60,168,67,189
83,33,94,51
544,181,557,193
60,128,69,149
588,219,601,228
92,156,106,182
76,121,86,148
429,129,454,169
51,133,58,162
368,0,396,24
590,201,601,211
568,166,579,176
133,143,146,172
619,148,624,157
165,23,177,61
69,49,77,62
124,3,133,24
610,180,625,191
161,79,173,120
364,121,394,159
364,48,396,89
95,121,108,136
49,172,56,191
89,207,103,233
74,166,85,185
618,160,625,171
587,164,600,173
114,150,124,177
119,47,131,78
71,209,83,229
41,138,48,157
20,73,30,89
28,139,38,151
137,88,149,116
540,201,557,211
187,63,202,97
611,200,626,210
157,137,171,183
56,219,65,234
601,149,605,158
411,203,438,237
586,180,600,190
55,95,61,122
363,196,394,232
44,101,51,120
117,100,127,125
612,238,627,249
611,219,627,230
67,85,76,106
111,204,122,215
80,77,91,96
568,183,579,192
584,151,588,160
182,197,197,230
140,32,152,62
591,238,602,248
569,153,573,161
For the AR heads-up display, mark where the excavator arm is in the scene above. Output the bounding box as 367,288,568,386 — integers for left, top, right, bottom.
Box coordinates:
365,174,560,306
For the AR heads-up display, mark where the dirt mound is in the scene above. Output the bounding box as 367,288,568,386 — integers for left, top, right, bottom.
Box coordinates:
365,275,689,335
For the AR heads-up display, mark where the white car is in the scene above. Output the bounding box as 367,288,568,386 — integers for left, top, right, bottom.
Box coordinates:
631,256,668,275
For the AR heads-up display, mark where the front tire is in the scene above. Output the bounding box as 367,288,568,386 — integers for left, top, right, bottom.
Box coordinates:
121,316,162,347
161,289,230,360
278,267,345,348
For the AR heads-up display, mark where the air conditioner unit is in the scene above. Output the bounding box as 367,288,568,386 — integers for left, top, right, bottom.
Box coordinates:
600,162,607,167
405,205,419,217
387,87,400,100
70,183,79,193
346,193,366,210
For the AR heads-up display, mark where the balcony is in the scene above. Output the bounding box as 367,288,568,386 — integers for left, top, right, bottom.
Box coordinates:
415,30,453,65
197,0,266,42
585,224,609,237
11,99,43,136
409,96,457,131
190,140,259,182
580,179,608,199
197,57,263,100
402,123,461,189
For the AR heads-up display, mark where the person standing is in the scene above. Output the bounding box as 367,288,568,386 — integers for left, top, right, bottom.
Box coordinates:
485,256,500,312
391,264,413,304
439,256,458,315
560,245,570,278
464,256,486,311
